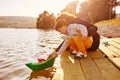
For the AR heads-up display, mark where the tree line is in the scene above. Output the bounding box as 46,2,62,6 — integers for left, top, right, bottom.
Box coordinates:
36,0,118,29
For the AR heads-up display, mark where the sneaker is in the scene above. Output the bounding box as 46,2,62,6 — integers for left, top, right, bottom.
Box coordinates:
75,53,82,58
71,50,77,55
75,52,87,58
77,52,84,56
78,52,87,57
84,54,87,57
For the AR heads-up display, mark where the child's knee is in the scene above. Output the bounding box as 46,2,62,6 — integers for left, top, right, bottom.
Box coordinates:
83,37,93,49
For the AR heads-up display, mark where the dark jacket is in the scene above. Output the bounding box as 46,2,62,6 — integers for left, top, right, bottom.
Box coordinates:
69,18,98,37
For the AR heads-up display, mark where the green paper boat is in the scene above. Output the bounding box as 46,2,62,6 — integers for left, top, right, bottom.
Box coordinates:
25,56,56,71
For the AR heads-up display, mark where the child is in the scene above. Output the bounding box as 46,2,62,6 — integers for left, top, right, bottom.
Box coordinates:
67,23,93,57
57,21,93,58
47,13,100,59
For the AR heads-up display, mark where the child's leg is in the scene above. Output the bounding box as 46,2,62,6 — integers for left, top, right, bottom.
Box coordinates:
73,36,87,56
83,37,93,49
67,38,78,51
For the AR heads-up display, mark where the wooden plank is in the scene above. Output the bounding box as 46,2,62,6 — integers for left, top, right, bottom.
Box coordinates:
100,38,120,69
99,43,119,57
111,38,120,44
116,38,120,41
108,38,120,56
100,38,120,56
52,51,85,80
88,50,105,59
94,58,120,80
108,40,120,49
106,45,120,56
109,58,120,69
115,38,120,41
100,38,120,57
80,57,106,80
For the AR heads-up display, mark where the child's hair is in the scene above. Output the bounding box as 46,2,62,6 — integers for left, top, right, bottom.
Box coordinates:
54,19,68,30
54,12,75,30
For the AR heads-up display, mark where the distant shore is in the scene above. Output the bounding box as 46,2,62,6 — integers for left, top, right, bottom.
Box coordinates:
0,16,36,28
0,16,120,38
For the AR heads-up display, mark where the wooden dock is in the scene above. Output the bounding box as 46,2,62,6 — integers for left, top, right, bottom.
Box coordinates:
100,38,120,69
52,38,120,80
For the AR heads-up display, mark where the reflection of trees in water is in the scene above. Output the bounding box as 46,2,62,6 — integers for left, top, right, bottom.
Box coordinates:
29,67,56,80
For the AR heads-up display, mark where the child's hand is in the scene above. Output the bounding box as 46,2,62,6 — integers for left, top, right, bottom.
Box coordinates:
47,51,58,59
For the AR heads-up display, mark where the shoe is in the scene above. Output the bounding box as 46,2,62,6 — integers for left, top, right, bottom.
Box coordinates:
75,52,87,58
78,52,87,57
75,53,83,58
84,54,87,57
71,50,77,55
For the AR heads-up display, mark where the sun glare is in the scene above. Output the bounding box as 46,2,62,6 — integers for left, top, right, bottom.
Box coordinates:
116,6,120,14
78,0,86,3
0,0,88,17
43,0,87,14
51,0,86,15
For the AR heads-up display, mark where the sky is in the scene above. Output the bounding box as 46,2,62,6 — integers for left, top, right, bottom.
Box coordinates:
0,0,76,17
0,0,120,18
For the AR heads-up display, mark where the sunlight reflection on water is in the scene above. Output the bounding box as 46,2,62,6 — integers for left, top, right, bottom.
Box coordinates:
0,28,63,80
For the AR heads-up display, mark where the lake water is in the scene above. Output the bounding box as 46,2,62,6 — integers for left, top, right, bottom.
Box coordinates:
0,28,64,80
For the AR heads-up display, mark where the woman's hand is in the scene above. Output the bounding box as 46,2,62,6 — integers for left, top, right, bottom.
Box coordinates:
47,51,58,59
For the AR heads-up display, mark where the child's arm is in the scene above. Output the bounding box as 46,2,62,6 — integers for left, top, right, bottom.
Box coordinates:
55,40,65,52
47,40,65,59
47,37,69,59
57,37,69,55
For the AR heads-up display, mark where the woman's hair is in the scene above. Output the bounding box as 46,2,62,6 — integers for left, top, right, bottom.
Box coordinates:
54,12,75,30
